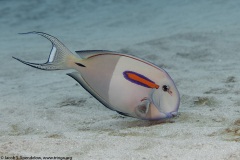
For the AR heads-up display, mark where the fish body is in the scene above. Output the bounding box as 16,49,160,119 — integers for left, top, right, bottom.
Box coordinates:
13,32,180,120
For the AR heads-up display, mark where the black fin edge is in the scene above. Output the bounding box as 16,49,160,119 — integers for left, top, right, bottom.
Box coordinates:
75,50,116,54
116,111,131,117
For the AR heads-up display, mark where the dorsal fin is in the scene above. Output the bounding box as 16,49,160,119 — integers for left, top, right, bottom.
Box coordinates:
75,50,116,59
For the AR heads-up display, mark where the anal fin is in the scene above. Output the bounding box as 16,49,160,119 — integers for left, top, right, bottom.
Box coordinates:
67,72,115,111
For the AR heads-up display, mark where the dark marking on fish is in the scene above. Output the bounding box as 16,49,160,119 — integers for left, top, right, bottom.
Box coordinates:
75,63,86,67
123,71,159,89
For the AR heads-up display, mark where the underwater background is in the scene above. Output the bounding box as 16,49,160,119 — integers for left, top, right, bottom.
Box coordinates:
0,0,240,159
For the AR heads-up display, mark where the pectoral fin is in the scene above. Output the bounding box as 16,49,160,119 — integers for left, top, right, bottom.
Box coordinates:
135,99,151,118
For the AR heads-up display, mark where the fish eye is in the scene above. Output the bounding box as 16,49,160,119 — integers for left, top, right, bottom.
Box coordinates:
162,85,169,92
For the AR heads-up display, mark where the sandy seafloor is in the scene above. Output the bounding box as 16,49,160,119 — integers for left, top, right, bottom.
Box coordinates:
0,0,240,159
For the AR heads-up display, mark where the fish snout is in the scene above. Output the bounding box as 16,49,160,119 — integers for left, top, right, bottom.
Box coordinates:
151,87,180,117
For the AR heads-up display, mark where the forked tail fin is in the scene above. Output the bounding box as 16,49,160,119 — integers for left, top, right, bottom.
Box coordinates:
13,31,79,70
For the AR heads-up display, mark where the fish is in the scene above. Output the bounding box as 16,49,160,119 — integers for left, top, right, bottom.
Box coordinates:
13,31,180,120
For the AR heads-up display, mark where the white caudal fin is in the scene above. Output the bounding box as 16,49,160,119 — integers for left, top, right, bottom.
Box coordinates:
13,31,79,70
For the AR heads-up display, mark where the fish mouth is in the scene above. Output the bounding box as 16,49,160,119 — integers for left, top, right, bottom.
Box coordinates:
164,111,178,118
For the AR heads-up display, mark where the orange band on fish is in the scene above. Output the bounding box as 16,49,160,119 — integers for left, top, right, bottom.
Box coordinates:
123,71,159,89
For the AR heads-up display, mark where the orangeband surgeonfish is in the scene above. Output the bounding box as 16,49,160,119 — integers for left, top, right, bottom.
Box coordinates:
13,32,180,120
